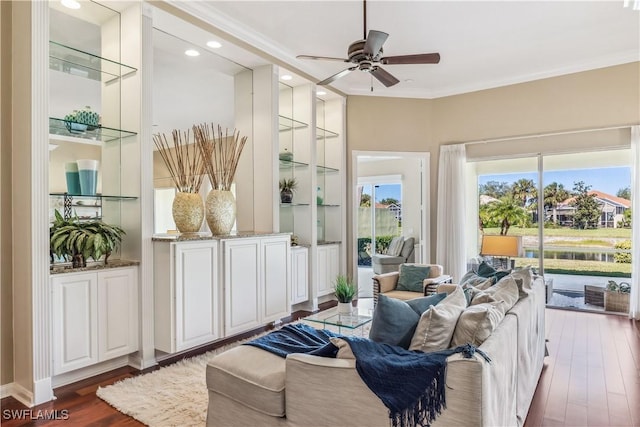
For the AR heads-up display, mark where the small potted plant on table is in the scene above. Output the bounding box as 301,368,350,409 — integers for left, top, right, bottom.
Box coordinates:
334,275,356,314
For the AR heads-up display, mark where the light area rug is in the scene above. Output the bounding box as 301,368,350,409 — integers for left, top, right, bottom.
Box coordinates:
96,331,270,427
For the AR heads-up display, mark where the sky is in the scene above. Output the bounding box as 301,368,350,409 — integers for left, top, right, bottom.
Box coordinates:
361,183,402,203
479,166,631,197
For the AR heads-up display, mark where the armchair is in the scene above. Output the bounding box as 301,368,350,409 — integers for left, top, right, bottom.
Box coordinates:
372,263,452,305
371,237,415,274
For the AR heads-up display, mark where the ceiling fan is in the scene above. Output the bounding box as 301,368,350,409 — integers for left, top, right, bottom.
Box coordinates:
296,0,440,88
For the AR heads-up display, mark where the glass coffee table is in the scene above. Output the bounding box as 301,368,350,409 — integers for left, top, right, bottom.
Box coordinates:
304,304,373,336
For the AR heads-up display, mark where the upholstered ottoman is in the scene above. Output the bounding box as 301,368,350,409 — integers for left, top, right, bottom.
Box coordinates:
206,345,286,425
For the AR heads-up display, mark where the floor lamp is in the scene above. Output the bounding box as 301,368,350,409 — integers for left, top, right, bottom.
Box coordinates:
480,235,522,270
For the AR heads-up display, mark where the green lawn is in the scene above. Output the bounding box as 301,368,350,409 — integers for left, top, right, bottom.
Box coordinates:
514,258,631,277
483,227,632,239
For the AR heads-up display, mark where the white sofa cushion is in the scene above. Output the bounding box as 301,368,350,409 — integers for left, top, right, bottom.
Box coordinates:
206,345,286,417
409,287,466,352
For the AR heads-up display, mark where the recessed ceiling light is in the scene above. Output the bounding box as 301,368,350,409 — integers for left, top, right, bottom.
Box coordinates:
281,75,293,81
404,79,414,83
61,0,81,9
185,49,200,57
206,41,222,49
317,90,327,96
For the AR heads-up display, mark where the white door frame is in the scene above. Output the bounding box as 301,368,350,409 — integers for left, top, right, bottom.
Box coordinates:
351,151,430,286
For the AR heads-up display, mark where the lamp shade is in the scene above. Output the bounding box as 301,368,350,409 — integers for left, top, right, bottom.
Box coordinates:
480,235,522,257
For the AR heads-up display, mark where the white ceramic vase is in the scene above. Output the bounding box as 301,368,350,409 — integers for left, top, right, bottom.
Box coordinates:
337,302,353,314
205,189,236,235
172,192,204,233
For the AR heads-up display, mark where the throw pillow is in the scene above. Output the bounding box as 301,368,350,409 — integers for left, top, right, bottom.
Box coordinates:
387,236,405,256
409,287,467,353
330,337,355,359
369,293,446,349
476,261,511,283
397,265,431,292
451,301,506,347
470,275,520,311
511,266,534,298
460,270,493,290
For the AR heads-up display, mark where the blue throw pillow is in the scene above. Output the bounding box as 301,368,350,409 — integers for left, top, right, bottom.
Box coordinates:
476,261,511,284
396,265,431,292
369,293,447,349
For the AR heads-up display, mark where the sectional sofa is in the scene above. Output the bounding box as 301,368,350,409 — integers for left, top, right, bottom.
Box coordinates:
205,275,546,427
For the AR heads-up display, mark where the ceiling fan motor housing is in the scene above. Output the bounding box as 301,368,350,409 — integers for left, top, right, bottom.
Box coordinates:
348,40,383,63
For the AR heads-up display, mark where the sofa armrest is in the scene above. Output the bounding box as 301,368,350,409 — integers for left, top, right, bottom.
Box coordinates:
373,271,399,294
423,275,453,295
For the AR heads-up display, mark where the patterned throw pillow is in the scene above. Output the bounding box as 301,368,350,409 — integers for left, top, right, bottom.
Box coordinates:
396,265,431,292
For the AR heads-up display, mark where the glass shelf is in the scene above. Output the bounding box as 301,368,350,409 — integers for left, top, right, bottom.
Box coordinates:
317,164,340,173
316,127,339,139
318,204,340,207
49,118,137,144
50,192,138,200
279,115,309,131
280,202,311,207
49,41,137,83
279,159,310,169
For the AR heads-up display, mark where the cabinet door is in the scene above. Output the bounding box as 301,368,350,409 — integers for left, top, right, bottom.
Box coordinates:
291,247,309,304
317,244,339,297
224,239,261,336
261,236,291,323
52,273,98,375
98,267,138,361
175,241,219,352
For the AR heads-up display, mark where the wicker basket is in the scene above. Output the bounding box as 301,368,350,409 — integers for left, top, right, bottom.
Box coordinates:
604,290,630,313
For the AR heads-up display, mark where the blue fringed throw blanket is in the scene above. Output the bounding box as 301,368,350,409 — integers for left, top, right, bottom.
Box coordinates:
246,324,491,427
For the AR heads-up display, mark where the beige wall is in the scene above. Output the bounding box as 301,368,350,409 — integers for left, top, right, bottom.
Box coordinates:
346,62,640,272
1,0,14,386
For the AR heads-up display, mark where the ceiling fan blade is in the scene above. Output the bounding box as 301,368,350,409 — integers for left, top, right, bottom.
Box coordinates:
381,53,441,65
317,67,357,86
297,55,349,62
363,30,388,58
371,66,400,87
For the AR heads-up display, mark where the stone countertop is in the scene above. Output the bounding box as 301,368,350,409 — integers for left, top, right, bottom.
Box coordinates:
50,259,140,275
152,231,292,242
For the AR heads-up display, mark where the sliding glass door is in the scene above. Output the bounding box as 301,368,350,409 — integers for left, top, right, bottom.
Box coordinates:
470,148,632,312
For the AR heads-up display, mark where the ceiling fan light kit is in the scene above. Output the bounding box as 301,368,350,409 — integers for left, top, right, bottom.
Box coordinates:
297,0,440,88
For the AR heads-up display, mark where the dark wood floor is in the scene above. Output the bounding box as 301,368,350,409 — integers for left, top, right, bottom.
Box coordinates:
525,309,640,427
2,307,638,426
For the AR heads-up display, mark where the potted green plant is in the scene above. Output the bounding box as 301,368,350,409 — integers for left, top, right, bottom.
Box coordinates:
604,280,631,313
279,177,297,203
50,210,125,268
334,275,356,314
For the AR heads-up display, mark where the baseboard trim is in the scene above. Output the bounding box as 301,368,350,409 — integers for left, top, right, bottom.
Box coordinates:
51,357,131,388
0,382,14,399
10,383,34,408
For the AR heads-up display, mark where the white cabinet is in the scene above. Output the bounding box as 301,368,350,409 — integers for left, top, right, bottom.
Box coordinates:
291,246,309,304
52,266,138,375
154,240,220,354
223,235,291,336
98,268,138,361
317,244,339,297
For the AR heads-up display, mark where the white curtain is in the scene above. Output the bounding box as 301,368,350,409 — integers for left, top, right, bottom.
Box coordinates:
630,125,640,320
436,144,467,282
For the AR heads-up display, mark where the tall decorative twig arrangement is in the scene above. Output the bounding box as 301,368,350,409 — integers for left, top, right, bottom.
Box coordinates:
152,130,206,193
193,124,247,191
193,124,248,235
152,130,207,233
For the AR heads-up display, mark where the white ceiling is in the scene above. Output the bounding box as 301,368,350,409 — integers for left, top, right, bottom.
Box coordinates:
173,0,640,99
